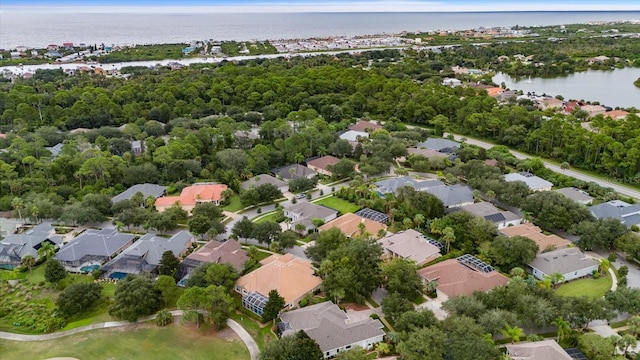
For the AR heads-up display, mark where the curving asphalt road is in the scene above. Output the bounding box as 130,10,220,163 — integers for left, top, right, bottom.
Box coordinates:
447,133,640,201
0,310,259,360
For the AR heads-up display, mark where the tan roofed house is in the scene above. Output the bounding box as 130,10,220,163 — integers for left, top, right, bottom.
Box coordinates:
306,156,340,177
506,340,573,360
417,257,509,298
177,239,248,281
378,229,441,266
318,213,387,239
235,254,322,309
500,223,570,253
154,183,228,214
604,110,629,120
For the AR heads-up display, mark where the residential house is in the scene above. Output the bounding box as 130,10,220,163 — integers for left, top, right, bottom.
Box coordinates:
554,187,594,205
235,254,322,314
348,120,382,132
241,174,288,193
338,130,369,148
176,239,248,286
504,172,553,192
506,340,573,360
590,200,640,229
278,301,385,359
354,208,390,224
154,183,228,214
415,138,460,153
111,183,167,204
424,184,474,210
442,78,462,87
539,98,565,111
406,147,450,161
417,254,509,298
378,229,441,266
306,156,340,177
604,110,629,120
319,213,387,239
54,229,136,272
273,164,318,181
500,223,571,253
486,87,505,97
284,202,338,233
0,222,63,270
462,202,522,229
46,143,64,159
101,231,193,279
375,176,444,195
528,247,599,282
581,104,607,117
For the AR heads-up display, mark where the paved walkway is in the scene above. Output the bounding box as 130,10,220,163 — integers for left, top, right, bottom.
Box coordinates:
0,311,260,360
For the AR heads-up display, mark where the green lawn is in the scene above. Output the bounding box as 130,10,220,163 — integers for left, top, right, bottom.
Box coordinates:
555,275,613,299
223,196,244,213
230,310,276,350
313,196,360,214
253,212,279,224
0,323,249,360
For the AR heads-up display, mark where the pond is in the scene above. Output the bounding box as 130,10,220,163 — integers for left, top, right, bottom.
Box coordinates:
493,67,640,109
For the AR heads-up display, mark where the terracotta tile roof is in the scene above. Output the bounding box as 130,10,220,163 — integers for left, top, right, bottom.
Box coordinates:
348,120,382,132
486,87,505,97
236,254,322,305
417,259,508,297
500,223,570,253
306,155,340,171
318,213,387,238
604,110,629,120
155,183,228,207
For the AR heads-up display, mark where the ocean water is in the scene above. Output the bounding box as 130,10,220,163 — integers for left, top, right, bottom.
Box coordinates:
2,11,640,49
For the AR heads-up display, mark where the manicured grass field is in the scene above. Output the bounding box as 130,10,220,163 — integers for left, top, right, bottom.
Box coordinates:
223,196,244,213
555,275,613,299
313,196,360,214
0,323,250,360
253,212,279,224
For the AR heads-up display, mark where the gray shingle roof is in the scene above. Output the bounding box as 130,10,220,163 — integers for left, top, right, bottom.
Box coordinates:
55,229,135,262
273,164,318,180
462,202,521,223
374,176,443,194
279,302,385,353
528,248,598,276
416,138,460,152
0,222,62,264
285,202,338,220
590,200,640,228
338,130,369,142
424,184,474,208
46,143,64,158
555,187,594,204
111,183,167,203
241,174,288,191
504,172,553,191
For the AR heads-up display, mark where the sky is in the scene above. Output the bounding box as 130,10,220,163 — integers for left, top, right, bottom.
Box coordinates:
2,0,640,13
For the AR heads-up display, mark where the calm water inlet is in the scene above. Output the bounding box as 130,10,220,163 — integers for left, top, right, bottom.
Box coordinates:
493,68,640,109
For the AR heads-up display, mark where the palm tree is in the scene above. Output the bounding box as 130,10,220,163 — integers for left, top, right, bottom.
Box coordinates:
37,242,56,261
501,324,526,344
294,153,305,164
549,272,565,288
627,315,640,337
598,259,611,276
12,197,24,221
425,280,438,296
538,277,553,289
552,317,571,342
441,227,456,254
21,254,36,275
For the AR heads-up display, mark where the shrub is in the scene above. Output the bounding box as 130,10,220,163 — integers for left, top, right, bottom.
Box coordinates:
593,271,601,279
155,309,173,326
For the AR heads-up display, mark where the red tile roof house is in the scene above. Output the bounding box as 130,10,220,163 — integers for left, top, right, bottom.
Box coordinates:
306,155,340,177
418,255,508,299
154,183,228,215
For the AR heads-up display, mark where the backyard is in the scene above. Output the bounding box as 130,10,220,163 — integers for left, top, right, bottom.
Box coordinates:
555,275,613,299
0,322,250,360
313,196,360,214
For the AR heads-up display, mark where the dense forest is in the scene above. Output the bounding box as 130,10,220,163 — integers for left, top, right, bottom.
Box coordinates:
0,49,638,214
